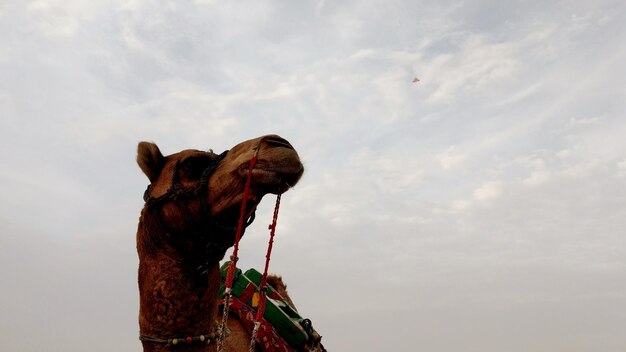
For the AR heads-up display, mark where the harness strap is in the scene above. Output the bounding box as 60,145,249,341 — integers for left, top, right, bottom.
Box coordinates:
139,331,219,346
143,150,229,208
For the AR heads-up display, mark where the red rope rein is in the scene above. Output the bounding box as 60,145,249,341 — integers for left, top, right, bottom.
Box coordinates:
249,193,281,351
217,150,258,351
225,149,258,292
217,149,286,352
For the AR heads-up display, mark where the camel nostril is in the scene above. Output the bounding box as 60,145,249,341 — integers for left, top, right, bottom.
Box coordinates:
263,135,295,150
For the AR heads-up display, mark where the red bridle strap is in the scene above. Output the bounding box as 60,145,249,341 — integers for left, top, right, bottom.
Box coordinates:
217,149,258,351
249,193,281,351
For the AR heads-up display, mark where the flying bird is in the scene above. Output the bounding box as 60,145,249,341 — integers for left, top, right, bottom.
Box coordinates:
412,76,420,83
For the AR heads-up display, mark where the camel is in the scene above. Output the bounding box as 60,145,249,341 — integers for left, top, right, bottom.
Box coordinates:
136,135,311,352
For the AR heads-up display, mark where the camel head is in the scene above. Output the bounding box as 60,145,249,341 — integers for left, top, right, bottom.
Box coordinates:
136,134,304,267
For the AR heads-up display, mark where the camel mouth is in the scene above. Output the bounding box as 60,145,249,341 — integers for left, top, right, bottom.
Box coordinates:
269,179,293,195
259,169,302,193
238,162,303,193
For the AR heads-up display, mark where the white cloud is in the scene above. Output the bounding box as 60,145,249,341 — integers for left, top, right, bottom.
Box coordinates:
436,145,466,169
617,159,626,177
425,34,521,103
350,148,425,193
569,116,604,126
522,170,552,187
473,181,503,201
2,1,626,351
556,149,571,159
193,0,218,5
26,0,102,37
452,199,470,211
520,158,552,187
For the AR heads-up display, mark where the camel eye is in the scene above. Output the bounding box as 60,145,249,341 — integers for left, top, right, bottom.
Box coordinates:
181,157,207,179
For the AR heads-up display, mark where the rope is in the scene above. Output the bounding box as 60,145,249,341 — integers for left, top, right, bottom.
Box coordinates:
217,149,287,351
249,193,281,352
217,149,258,352
139,332,218,346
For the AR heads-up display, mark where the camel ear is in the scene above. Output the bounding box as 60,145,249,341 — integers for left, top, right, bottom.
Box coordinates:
137,142,165,183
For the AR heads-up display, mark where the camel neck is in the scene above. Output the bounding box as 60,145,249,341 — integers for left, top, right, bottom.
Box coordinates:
138,253,220,352
138,233,221,352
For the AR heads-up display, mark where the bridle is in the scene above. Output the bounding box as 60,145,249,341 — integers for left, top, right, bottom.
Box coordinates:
141,149,256,274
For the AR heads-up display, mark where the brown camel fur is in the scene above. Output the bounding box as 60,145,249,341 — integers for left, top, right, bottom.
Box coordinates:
136,135,304,352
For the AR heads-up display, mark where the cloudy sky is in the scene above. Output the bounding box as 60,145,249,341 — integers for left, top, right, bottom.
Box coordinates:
1,0,625,351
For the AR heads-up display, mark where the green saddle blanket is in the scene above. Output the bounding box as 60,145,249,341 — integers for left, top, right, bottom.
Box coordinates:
218,262,321,348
